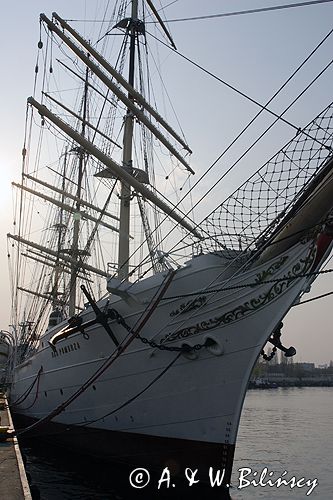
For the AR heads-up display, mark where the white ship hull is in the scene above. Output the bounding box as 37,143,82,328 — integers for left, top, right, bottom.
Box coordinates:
9,239,323,482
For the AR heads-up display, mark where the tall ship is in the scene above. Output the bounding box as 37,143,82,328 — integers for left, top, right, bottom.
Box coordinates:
3,1,333,495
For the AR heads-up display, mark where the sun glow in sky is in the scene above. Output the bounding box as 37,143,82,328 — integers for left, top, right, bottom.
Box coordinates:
0,168,12,209
1,0,333,363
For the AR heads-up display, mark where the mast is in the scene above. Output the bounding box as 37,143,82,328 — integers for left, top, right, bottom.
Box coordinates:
22,174,120,222
52,12,191,153
8,234,108,278
117,0,138,280
53,149,67,309
27,97,200,237
69,65,89,316
40,13,194,172
12,182,119,232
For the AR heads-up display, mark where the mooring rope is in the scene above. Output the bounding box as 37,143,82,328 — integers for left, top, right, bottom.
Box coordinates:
12,270,177,437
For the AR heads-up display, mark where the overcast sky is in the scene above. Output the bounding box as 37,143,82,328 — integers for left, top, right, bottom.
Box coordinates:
1,0,333,364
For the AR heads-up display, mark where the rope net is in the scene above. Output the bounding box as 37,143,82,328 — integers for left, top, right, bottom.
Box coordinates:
198,101,333,257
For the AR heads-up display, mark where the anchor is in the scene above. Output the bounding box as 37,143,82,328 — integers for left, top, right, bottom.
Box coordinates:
49,285,119,348
267,322,296,358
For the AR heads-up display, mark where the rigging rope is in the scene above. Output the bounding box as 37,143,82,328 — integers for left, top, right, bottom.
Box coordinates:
148,0,333,23
13,269,176,437
14,369,43,411
10,367,43,407
147,32,332,153
293,289,333,306
35,8,333,285
66,1,333,23
15,353,183,439
108,24,333,280
12,9,333,347
156,266,333,301
77,352,182,428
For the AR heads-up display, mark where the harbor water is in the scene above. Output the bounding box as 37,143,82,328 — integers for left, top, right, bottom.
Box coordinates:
19,387,332,499
233,387,332,499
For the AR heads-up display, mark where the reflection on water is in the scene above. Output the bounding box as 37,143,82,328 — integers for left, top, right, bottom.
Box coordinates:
232,387,333,499
20,440,228,499
19,387,332,499
20,441,122,499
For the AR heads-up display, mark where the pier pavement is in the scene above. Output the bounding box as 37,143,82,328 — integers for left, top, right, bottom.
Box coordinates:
0,393,32,500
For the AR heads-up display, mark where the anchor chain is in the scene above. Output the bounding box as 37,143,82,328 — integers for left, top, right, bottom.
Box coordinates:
106,307,205,353
55,285,209,354
261,345,277,361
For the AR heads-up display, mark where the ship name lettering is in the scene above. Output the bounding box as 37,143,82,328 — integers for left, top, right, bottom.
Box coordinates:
51,341,80,358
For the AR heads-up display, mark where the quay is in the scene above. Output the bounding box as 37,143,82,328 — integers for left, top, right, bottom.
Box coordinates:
0,393,32,500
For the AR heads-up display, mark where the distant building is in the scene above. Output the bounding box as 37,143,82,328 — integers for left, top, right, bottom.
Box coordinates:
297,362,315,372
